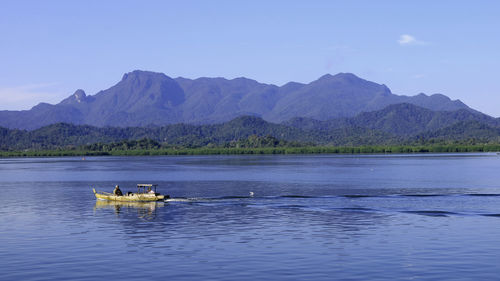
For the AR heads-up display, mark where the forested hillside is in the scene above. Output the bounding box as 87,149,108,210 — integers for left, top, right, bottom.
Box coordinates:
2,103,500,152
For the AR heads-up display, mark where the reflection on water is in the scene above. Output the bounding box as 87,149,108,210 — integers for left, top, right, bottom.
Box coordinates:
1,154,500,281
94,199,164,220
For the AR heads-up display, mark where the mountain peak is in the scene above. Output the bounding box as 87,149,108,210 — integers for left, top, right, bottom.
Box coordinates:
318,73,334,80
231,76,259,83
332,72,360,79
316,72,364,83
121,70,170,82
73,89,87,102
59,89,90,105
96,69,185,113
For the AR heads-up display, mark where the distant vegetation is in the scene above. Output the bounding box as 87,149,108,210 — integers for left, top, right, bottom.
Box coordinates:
2,108,500,157
2,143,500,158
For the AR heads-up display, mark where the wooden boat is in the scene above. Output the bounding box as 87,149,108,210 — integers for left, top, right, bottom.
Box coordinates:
93,184,168,202
93,200,164,220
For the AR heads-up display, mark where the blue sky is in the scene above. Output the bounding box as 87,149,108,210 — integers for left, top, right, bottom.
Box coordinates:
1,0,500,116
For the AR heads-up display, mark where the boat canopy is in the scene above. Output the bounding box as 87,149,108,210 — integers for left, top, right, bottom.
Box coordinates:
137,184,158,193
137,184,157,187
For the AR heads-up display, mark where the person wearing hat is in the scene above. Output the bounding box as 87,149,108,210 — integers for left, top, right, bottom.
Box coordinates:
113,185,123,196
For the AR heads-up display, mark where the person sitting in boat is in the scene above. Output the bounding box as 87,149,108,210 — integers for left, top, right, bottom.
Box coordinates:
113,185,123,196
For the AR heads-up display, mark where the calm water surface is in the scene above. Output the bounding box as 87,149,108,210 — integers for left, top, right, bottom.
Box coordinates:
1,153,500,280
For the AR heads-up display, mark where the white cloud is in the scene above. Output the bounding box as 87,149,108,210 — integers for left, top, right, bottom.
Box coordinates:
0,82,67,110
398,34,428,46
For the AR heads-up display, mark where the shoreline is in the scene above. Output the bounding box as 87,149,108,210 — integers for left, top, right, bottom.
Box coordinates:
2,144,500,158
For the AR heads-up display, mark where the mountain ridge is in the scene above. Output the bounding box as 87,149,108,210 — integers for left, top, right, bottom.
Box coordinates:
284,103,497,136
0,70,477,130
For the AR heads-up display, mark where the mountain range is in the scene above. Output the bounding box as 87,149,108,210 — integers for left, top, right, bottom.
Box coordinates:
2,103,500,151
0,70,476,130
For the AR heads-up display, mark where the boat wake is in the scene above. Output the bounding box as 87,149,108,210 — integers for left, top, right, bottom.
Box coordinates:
164,197,208,202
165,192,500,202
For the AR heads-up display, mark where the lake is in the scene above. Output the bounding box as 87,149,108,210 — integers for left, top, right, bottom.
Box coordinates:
1,153,500,280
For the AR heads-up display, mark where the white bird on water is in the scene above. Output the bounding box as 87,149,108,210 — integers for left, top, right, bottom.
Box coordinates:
249,191,254,197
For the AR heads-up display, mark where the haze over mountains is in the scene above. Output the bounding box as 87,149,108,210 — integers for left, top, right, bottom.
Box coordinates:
0,70,476,130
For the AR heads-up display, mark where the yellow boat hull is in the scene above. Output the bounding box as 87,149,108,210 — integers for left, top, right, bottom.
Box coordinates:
93,188,165,202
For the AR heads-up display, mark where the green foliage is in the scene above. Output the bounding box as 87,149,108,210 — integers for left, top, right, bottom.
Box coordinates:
80,138,162,151
3,144,500,158
2,115,500,157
